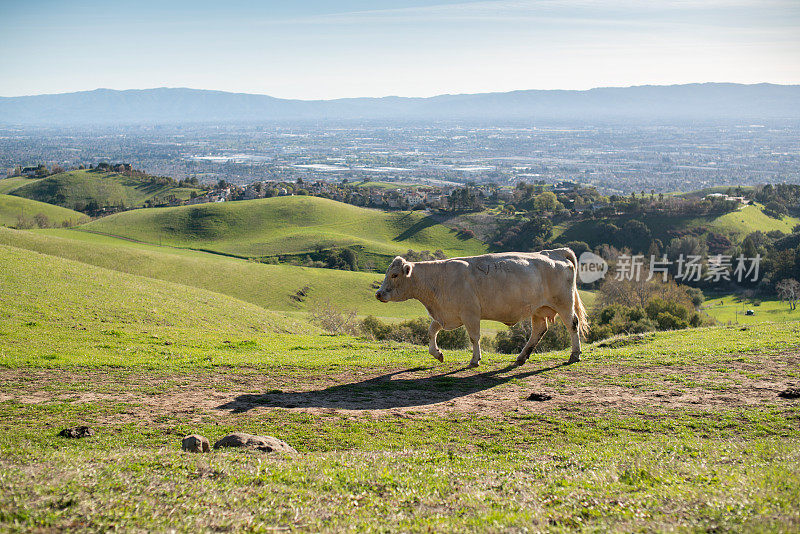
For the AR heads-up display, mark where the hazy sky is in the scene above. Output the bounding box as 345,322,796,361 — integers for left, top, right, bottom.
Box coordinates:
1,0,799,99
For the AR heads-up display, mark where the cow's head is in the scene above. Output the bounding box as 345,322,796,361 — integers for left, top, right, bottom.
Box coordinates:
375,256,414,302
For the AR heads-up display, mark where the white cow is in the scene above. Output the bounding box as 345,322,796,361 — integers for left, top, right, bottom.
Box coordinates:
375,248,589,367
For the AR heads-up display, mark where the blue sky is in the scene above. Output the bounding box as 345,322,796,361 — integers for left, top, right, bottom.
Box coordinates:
1,0,798,98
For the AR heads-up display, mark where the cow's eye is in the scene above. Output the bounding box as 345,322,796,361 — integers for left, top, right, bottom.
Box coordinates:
391,274,397,278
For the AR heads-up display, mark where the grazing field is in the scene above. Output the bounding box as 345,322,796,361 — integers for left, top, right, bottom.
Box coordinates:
0,227,426,320
1,240,800,531
8,169,199,211
0,194,88,227
703,295,799,325
81,195,487,264
708,204,800,237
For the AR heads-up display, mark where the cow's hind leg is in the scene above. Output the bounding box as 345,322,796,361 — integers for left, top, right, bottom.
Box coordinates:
463,316,482,368
515,316,549,366
428,319,444,362
556,302,582,364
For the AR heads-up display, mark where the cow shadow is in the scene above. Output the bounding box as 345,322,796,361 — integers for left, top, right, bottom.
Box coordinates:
217,360,569,413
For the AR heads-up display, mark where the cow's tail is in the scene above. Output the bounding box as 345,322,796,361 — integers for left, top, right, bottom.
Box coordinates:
561,247,590,339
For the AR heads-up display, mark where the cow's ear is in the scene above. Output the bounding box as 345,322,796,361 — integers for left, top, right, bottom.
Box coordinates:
403,263,413,277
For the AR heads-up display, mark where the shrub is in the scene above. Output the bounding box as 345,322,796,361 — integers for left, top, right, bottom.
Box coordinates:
33,213,51,228
586,324,614,343
493,320,570,354
361,315,391,340
655,312,688,330
437,326,470,349
686,287,705,308
309,301,360,335
494,321,530,354
645,298,689,322
360,315,468,349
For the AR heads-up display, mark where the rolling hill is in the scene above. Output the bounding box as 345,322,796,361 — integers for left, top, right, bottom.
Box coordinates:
0,177,40,194
5,170,201,213
0,241,319,368
1,84,798,125
553,204,800,246
0,227,428,320
81,195,488,265
0,194,88,227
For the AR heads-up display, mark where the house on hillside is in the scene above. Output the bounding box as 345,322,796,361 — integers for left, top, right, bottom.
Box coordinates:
404,192,424,206
705,193,746,203
554,181,578,193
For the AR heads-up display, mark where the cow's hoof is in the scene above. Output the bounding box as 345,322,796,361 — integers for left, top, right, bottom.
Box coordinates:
514,357,527,367
430,350,444,362
567,353,581,364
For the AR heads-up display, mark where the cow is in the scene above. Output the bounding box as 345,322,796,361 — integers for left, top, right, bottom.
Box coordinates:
375,248,589,367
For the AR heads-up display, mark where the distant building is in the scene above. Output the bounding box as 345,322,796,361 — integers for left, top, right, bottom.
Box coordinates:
554,181,578,193
705,193,746,203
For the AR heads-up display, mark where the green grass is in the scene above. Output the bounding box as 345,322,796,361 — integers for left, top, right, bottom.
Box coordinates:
81,195,487,264
1,241,800,531
0,176,42,194
703,295,800,325
0,194,88,227
708,204,800,236
0,227,428,320
9,169,200,211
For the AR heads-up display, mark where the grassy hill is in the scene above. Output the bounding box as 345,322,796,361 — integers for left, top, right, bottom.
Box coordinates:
554,204,800,246
0,227,428,320
81,195,487,265
0,176,41,194
0,194,88,227
0,242,318,367
8,169,201,212
0,227,593,325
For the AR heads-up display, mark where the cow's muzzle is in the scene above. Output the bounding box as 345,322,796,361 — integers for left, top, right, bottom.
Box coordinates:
375,291,388,302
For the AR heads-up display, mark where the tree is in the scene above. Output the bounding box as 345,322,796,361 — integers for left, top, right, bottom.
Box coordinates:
764,201,788,219
616,220,652,253
533,191,559,212
776,279,800,310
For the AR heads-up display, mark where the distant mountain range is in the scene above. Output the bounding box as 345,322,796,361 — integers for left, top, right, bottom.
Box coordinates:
1,83,799,125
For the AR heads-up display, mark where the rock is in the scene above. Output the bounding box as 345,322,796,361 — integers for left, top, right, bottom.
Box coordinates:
778,387,800,399
527,393,552,402
58,426,94,438
182,434,211,453
213,432,296,454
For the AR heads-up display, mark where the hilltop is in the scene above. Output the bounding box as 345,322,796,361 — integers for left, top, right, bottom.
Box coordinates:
1,83,799,125
3,169,203,214
81,195,487,267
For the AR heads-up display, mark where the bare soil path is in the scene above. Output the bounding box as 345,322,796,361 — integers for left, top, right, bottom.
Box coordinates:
2,350,798,425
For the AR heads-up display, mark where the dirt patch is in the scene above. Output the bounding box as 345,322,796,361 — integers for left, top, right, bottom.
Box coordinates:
1,351,798,423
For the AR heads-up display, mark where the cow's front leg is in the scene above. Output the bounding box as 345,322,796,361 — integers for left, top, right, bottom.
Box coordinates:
428,319,444,362
463,317,482,368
